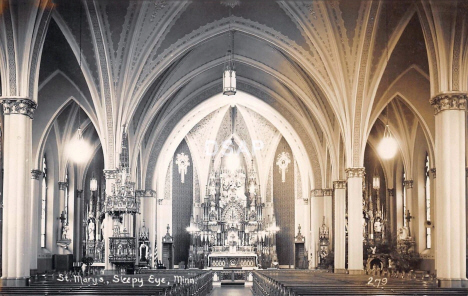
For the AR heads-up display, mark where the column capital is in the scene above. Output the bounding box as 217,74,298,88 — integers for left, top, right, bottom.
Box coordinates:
345,167,365,178
104,169,119,179
333,180,346,189
1,98,37,119
323,188,333,196
31,169,43,180
58,182,68,190
387,188,395,197
311,189,324,197
403,180,413,188
431,168,436,178
76,189,83,198
429,92,467,115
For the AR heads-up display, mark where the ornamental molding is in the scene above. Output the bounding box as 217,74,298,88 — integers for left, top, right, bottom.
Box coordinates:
58,182,68,190
429,93,467,115
431,168,436,178
345,167,365,179
104,169,118,180
311,189,323,197
323,189,333,196
333,180,346,189
1,98,37,119
31,169,43,180
387,188,395,197
403,180,413,188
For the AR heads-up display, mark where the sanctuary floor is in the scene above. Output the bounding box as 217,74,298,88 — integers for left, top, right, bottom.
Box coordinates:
211,285,253,296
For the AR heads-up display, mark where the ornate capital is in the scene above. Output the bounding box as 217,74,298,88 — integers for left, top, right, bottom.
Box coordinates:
430,168,436,178
1,98,37,119
136,189,156,198
387,188,395,197
403,180,413,188
303,197,309,205
345,167,365,179
323,189,333,196
104,169,118,180
311,189,324,197
333,180,346,190
76,189,83,198
429,93,467,115
31,169,43,180
58,182,68,190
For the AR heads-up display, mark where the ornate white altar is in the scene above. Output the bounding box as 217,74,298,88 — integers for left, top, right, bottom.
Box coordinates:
187,148,276,269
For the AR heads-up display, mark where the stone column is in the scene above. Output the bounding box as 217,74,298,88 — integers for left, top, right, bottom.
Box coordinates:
103,169,118,271
403,180,414,237
345,167,365,274
333,180,346,273
430,93,467,287
1,98,36,279
30,169,43,274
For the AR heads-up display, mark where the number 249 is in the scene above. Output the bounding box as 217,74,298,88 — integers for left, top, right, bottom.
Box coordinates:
367,277,387,287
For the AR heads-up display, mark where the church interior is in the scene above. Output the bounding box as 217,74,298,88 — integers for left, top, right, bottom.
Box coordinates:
0,0,468,294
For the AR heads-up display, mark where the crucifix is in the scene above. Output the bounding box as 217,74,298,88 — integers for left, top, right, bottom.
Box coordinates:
405,210,414,237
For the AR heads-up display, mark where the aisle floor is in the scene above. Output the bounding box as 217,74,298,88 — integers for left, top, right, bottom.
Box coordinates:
210,285,253,296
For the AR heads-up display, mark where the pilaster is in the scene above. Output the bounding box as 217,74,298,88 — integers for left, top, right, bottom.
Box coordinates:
345,167,365,274
30,169,43,273
333,180,346,273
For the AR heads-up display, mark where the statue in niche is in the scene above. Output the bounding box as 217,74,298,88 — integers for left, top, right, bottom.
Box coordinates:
140,244,148,262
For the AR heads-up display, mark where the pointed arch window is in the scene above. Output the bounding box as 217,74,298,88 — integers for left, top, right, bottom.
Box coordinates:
64,168,69,223
425,154,431,249
403,172,407,227
41,156,47,248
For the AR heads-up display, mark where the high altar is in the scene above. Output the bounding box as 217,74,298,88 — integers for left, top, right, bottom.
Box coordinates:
187,151,278,269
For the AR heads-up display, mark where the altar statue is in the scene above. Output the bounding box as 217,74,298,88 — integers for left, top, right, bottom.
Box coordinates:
88,219,95,241
374,220,382,233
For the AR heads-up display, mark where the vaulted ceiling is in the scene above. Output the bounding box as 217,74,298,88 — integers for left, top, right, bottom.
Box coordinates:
26,0,467,189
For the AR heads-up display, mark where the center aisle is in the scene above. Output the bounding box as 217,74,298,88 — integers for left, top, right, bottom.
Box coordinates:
211,286,253,296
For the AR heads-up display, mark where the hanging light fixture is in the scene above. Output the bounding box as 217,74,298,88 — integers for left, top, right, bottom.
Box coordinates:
67,127,92,163
90,172,98,192
377,9,397,160
67,6,92,164
377,107,398,159
372,168,380,190
223,9,236,96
